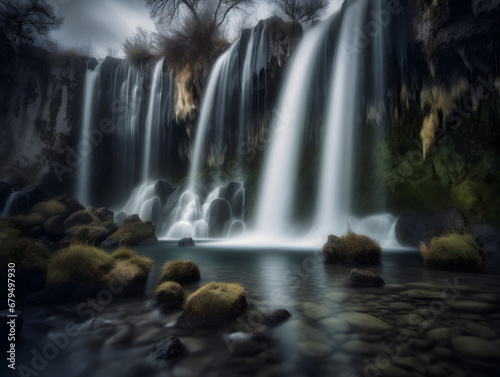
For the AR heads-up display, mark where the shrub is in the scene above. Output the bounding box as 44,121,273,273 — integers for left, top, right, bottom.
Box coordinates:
111,247,137,260
155,281,185,306
419,232,485,271
158,260,201,284
323,231,382,264
122,26,155,65
105,220,157,246
0,221,49,271
46,244,114,286
183,282,247,325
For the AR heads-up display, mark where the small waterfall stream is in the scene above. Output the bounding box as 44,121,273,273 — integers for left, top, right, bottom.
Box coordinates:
76,64,100,206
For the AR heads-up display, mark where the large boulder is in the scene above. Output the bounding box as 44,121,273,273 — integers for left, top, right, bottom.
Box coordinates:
63,210,93,230
158,260,200,284
146,336,184,365
52,194,85,217
102,219,158,247
395,208,466,247
181,282,247,326
323,232,381,265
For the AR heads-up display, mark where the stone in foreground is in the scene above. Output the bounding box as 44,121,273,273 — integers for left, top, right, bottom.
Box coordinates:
350,268,385,287
147,336,184,365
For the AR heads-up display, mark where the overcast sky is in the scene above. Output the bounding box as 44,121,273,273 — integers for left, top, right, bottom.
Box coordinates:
49,0,344,59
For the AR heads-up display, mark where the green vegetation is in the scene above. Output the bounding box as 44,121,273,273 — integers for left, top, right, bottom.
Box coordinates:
323,231,382,264
109,255,153,293
155,281,185,306
419,232,486,271
105,220,157,246
111,247,137,260
158,259,201,284
46,243,114,286
0,220,49,271
183,282,247,325
11,199,68,229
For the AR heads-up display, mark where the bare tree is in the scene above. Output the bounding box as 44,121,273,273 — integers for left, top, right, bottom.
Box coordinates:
0,0,63,45
122,26,155,65
145,0,254,30
271,0,329,23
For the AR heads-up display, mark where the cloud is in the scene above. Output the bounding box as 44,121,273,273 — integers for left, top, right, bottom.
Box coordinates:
49,0,156,58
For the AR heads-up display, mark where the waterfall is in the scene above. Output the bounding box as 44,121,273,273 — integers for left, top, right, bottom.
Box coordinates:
76,64,100,206
253,21,332,237
142,57,167,182
163,21,268,238
251,0,403,246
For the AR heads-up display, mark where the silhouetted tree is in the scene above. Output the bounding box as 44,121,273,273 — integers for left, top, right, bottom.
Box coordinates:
145,0,254,30
0,0,63,45
271,0,329,23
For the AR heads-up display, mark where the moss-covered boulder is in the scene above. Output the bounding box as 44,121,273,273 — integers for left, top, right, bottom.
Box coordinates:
323,232,382,265
158,260,201,284
182,282,247,326
155,282,185,310
103,219,158,247
419,232,486,271
0,220,50,295
11,199,68,230
46,244,114,287
109,254,153,294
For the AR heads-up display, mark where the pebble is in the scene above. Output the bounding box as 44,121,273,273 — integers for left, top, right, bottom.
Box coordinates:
463,323,497,339
301,302,331,320
450,301,495,314
432,346,453,359
341,340,381,355
296,341,332,358
325,291,350,303
425,328,460,342
388,302,415,311
318,317,351,333
400,289,443,299
380,365,411,377
393,356,426,373
339,312,392,332
451,336,500,360
330,352,350,365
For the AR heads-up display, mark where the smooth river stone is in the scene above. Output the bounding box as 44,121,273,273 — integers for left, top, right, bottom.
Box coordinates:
339,312,392,332
393,356,426,374
380,365,411,377
319,317,351,333
426,328,460,342
297,341,332,358
325,291,350,303
451,336,500,360
400,289,443,299
389,302,415,311
464,323,497,340
302,302,331,319
450,301,495,314
341,340,381,355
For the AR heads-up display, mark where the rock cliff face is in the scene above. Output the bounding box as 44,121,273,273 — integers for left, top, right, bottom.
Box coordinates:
0,37,93,193
356,0,500,225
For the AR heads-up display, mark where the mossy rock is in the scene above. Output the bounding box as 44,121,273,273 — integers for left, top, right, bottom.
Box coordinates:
46,244,114,287
64,225,111,245
323,232,381,265
158,260,201,284
155,281,185,309
0,220,49,273
419,232,485,271
105,220,158,246
110,247,137,260
182,282,247,326
64,210,94,230
108,255,153,294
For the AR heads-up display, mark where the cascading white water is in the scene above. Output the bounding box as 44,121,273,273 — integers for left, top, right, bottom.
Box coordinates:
76,64,100,206
314,0,367,236
253,21,332,237
142,58,165,182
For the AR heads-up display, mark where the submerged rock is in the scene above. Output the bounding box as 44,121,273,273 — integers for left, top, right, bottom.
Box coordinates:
147,336,184,365
350,268,385,287
263,308,291,326
323,232,381,264
178,237,195,247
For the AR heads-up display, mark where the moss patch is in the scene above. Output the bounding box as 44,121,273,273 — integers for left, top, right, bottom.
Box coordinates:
106,221,157,246
158,260,201,284
183,282,247,325
155,281,185,306
419,232,485,271
0,220,49,271
323,232,382,265
108,255,153,294
46,244,114,286
110,247,137,260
